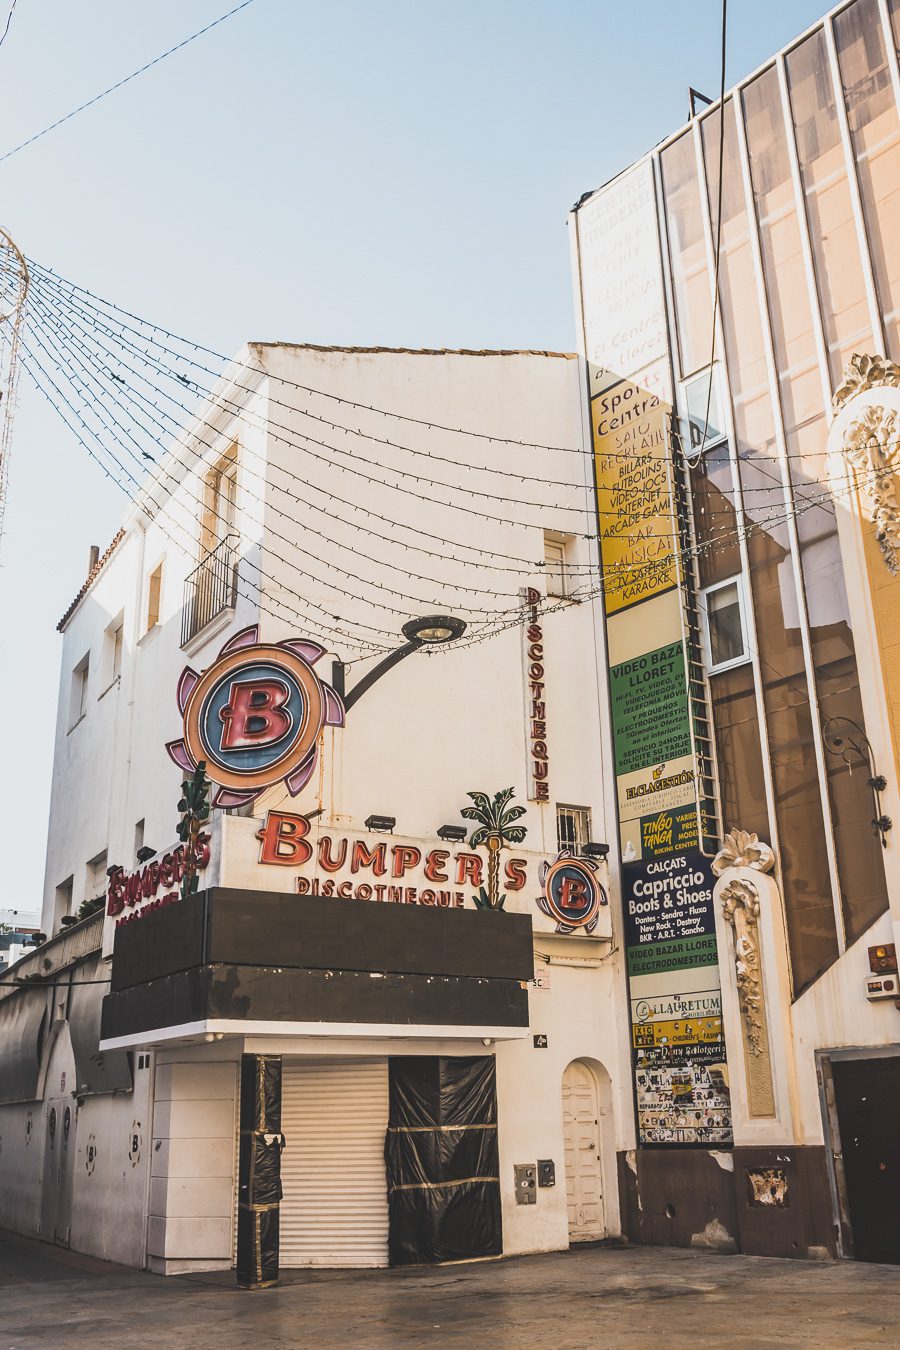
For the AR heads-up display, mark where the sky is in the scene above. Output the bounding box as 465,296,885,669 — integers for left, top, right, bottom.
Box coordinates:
0,0,832,917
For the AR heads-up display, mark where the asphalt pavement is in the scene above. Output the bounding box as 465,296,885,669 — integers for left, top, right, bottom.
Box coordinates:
1,1227,897,1348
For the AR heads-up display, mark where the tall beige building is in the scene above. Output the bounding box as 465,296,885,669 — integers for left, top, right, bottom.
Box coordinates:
572,0,900,1264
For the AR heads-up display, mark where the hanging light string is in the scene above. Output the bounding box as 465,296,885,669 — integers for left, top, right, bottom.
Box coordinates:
28,256,849,576
26,286,809,631
31,260,859,514
22,299,876,659
17,266,879,664
0,2,260,166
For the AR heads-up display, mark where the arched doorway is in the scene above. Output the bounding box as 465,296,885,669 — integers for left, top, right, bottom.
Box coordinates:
562,1060,606,1242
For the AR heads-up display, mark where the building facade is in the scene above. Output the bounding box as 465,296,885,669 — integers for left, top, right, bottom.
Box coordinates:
571,0,900,1264
0,345,633,1278
2,0,899,1279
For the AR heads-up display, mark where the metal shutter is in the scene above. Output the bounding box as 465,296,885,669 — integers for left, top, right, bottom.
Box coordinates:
280,1058,390,1268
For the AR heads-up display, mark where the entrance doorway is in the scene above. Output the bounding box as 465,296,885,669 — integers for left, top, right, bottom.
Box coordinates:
831,1055,900,1264
38,1099,76,1247
562,1060,606,1242
279,1058,390,1268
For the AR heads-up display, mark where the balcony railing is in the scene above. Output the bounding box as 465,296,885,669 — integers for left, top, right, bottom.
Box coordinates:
182,534,238,646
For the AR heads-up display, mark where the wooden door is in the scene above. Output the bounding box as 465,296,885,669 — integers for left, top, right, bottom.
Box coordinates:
562,1061,605,1242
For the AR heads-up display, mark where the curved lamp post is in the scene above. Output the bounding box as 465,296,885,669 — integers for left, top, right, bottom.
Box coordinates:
334,614,467,712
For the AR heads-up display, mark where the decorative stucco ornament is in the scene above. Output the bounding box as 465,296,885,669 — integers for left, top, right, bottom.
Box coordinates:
832,352,900,411
720,878,766,1059
711,829,775,877
843,405,900,574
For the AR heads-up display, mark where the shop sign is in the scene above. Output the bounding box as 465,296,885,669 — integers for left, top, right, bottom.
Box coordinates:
622,851,731,1145
106,835,210,926
537,852,607,934
256,809,527,909
521,589,549,801
610,642,692,777
577,158,668,391
253,809,607,939
591,373,678,617
166,625,344,811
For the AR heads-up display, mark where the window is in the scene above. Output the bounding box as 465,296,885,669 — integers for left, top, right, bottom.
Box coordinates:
69,653,90,728
544,534,571,599
86,851,107,901
681,368,726,458
101,615,124,691
201,444,239,555
556,804,591,853
146,562,163,633
53,877,73,933
701,577,748,672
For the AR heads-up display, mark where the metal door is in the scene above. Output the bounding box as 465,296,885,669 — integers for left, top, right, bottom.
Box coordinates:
38,1099,76,1246
832,1056,900,1264
280,1058,390,1267
562,1060,605,1242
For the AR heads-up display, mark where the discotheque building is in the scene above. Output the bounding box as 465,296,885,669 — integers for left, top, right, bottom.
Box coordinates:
0,343,628,1281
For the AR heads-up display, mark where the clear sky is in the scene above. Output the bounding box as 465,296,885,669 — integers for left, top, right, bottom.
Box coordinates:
0,0,832,917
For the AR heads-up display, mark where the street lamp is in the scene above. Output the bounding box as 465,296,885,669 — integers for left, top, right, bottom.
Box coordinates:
334,615,467,712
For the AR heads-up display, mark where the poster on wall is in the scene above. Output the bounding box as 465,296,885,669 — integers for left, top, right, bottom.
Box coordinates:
592,373,679,616
622,852,731,1145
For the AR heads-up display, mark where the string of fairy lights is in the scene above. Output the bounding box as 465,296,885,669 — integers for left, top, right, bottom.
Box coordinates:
0,251,879,667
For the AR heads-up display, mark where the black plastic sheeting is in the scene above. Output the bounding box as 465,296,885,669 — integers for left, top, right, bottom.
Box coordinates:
0,987,48,1104
237,1054,283,1289
386,1056,501,1266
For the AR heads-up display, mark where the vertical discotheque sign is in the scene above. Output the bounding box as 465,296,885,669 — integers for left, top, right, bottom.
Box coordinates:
575,160,732,1146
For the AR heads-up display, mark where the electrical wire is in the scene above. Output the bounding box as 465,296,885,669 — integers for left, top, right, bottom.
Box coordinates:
0,0,17,52
0,1,259,165
691,0,727,468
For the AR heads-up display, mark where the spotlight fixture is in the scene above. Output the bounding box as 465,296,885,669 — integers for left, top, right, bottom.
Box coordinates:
60,916,78,928
365,814,396,833
582,841,610,859
25,932,47,947
436,824,467,843
136,846,157,863
401,615,467,646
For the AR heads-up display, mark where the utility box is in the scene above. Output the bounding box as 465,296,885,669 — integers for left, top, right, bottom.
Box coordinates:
514,1163,537,1204
537,1159,556,1187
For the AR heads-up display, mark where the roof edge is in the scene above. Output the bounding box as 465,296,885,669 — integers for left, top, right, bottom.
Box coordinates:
57,529,126,633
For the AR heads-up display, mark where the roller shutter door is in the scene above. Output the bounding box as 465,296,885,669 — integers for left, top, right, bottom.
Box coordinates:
280,1058,390,1267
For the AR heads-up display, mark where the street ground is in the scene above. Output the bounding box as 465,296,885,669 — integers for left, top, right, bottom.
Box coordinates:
0,1228,897,1349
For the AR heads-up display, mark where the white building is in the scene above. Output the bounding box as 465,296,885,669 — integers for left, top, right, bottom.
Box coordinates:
0,344,633,1278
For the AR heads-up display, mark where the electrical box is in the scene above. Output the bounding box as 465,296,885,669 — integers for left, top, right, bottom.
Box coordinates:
514,1163,537,1204
868,943,897,974
864,973,898,1000
537,1159,556,1188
